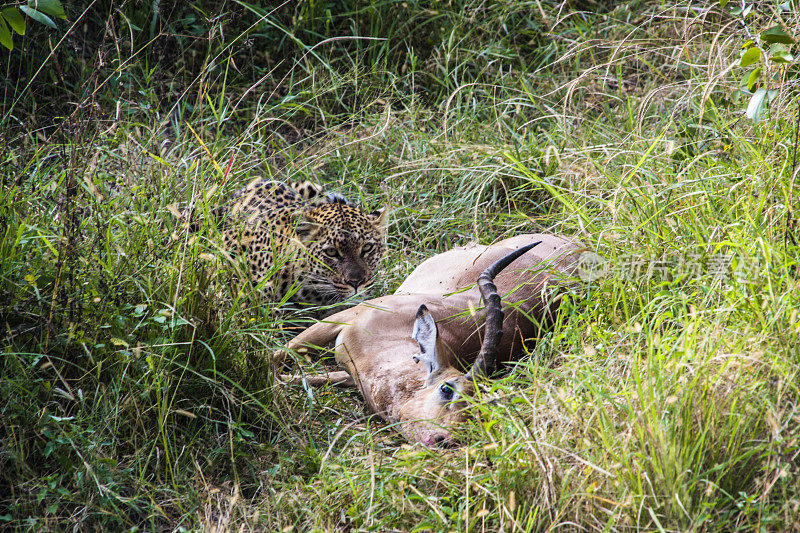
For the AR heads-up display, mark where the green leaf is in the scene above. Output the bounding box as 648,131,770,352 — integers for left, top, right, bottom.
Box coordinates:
19,5,56,29
740,69,751,89
747,67,762,92
27,0,65,20
768,89,779,103
746,88,769,123
720,0,729,6
0,15,12,50
2,8,26,35
731,4,753,16
770,50,794,63
769,43,794,63
761,26,793,44
740,47,761,67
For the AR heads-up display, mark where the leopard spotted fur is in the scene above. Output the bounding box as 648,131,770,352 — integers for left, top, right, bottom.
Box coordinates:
220,179,386,307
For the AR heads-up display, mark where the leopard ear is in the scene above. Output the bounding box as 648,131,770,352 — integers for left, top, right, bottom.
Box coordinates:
294,211,322,242
370,206,388,229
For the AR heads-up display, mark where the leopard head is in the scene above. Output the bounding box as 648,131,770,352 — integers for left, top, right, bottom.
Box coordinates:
294,202,387,303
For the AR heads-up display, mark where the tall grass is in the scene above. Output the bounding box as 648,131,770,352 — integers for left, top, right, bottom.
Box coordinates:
2,0,799,530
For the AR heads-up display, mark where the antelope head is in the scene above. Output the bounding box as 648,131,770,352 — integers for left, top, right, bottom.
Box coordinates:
397,304,476,446
398,243,539,447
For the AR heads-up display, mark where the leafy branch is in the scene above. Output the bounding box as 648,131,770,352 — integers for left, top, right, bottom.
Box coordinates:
0,0,65,51
724,0,796,123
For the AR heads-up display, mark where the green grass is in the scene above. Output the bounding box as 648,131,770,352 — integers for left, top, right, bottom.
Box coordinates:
2,0,799,530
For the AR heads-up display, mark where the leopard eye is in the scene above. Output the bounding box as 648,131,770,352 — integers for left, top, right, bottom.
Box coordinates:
323,247,339,258
361,243,374,255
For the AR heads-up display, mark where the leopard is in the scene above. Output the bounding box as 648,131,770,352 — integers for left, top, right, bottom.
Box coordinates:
218,179,387,309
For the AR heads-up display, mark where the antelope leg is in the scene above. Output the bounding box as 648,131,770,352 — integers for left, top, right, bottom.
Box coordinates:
279,370,355,388
273,319,348,365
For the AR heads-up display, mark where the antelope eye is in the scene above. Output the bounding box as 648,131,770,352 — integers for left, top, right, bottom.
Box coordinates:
323,248,339,258
439,382,455,401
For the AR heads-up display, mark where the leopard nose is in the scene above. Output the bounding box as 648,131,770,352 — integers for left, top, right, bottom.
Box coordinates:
344,266,366,290
346,277,365,290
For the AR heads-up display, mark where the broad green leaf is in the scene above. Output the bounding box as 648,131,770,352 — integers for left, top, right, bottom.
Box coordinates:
747,67,761,92
739,70,750,89
769,43,794,63
27,0,65,20
761,26,793,44
19,5,56,29
0,15,11,50
768,89,779,102
770,50,794,63
720,0,729,6
740,46,761,67
2,8,25,35
746,88,768,123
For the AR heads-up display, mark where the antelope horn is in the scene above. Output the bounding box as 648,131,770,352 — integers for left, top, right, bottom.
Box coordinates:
465,241,542,380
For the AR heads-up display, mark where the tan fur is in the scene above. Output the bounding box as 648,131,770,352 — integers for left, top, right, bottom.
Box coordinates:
279,234,583,446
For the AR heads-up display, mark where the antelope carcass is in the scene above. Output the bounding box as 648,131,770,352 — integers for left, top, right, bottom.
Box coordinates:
279,234,583,446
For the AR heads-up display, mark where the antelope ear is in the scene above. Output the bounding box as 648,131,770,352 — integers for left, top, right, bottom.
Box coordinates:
412,305,442,385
